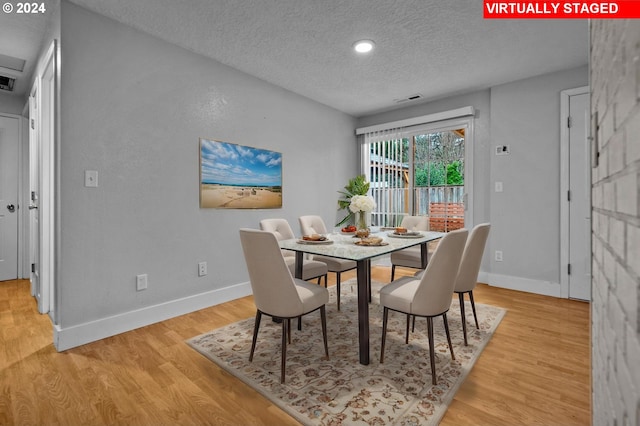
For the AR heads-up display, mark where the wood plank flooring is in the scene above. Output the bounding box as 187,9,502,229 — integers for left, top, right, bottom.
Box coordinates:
0,267,591,425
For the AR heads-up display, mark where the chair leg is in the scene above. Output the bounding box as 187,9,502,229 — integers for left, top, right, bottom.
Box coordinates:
405,313,411,344
380,307,389,363
320,306,329,359
336,272,341,311
411,315,416,332
443,313,455,360
249,310,262,362
287,318,292,344
458,292,468,346
469,291,479,329
391,265,396,281
427,316,436,385
281,318,288,383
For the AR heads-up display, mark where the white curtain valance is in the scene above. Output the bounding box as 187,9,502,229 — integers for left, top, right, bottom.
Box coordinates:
355,106,475,136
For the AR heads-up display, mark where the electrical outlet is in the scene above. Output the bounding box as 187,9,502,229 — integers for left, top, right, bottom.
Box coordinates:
136,274,148,291
198,262,207,277
495,251,503,262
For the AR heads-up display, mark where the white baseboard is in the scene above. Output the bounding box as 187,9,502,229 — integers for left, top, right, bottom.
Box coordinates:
53,270,563,351
53,281,252,351
478,271,562,298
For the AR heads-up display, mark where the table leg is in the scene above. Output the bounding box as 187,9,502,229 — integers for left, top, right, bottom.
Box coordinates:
357,259,370,365
294,252,304,330
420,242,428,269
294,252,304,279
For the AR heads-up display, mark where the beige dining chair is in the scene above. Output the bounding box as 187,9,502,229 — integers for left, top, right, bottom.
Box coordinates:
298,215,357,310
239,228,329,383
454,223,491,345
379,228,468,385
259,218,328,285
389,215,431,281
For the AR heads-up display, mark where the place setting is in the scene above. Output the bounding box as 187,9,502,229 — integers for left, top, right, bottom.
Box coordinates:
296,233,334,245
387,226,424,238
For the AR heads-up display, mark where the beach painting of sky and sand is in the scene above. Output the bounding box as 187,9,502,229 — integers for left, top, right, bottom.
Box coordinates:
200,138,283,209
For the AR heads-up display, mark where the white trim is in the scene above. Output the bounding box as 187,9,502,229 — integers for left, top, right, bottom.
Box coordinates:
53,281,253,351
560,86,589,299
478,271,562,298
39,40,56,315
355,106,475,135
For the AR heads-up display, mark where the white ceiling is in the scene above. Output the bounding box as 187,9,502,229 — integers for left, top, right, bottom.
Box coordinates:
0,0,588,117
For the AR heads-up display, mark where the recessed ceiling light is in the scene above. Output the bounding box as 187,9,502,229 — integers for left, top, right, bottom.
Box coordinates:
353,40,375,53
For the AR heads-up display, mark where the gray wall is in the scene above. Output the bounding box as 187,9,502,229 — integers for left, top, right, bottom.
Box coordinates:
0,93,24,114
590,19,640,426
55,2,356,336
490,66,588,290
357,66,588,293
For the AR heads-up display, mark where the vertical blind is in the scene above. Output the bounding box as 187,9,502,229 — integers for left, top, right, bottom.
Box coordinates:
364,127,407,227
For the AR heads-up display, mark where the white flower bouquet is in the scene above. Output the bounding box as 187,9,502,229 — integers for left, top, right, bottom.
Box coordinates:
349,195,376,213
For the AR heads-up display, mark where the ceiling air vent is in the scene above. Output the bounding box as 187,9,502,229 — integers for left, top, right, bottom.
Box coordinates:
394,93,423,104
0,75,16,92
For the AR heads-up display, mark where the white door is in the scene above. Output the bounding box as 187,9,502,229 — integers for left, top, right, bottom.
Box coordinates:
29,85,41,300
0,114,20,281
567,91,591,300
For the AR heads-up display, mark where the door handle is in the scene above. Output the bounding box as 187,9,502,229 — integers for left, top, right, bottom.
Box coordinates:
29,205,38,210
7,204,15,213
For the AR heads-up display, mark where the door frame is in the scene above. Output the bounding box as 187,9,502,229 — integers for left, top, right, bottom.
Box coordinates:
27,79,39,298
24,39,57,316
560,86,590,299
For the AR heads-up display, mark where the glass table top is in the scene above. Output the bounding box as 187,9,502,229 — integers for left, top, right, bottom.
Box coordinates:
278,230,445,261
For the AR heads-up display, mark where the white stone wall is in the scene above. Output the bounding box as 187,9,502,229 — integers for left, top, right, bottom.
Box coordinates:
591,19,640,426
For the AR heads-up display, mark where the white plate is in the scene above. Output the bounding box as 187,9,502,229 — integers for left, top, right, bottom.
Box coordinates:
297,239,334,245
354,241,389,247
387,231,423,238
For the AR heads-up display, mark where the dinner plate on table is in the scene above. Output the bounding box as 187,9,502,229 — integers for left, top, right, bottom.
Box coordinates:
354,240,389,247
297,239,334,245
387,231,423,238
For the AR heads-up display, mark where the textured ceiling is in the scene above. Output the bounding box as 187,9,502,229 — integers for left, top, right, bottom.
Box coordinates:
1,0,588,117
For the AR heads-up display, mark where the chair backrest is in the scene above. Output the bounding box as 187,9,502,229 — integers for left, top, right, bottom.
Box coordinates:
413,228,468,315
455,223,491,293
259,218,296,241
239,228,303,317
400,215,429,231
299,215,328,235
259,218,297,258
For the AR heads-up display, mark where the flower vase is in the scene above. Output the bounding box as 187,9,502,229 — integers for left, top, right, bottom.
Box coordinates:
355,211,370,238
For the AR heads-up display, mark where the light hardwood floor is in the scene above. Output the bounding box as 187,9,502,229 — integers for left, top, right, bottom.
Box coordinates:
0,267,591,425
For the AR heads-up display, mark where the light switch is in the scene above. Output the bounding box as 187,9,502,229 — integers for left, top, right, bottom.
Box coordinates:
85,170,98,187
495,181,503,192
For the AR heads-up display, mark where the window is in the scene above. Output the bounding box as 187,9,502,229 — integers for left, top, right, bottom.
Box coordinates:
358,110,474,231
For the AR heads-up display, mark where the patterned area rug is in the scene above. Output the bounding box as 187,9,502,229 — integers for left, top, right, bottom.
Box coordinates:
187,279,506,425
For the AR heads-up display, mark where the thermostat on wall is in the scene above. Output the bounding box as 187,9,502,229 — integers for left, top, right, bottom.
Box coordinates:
495,145,510,155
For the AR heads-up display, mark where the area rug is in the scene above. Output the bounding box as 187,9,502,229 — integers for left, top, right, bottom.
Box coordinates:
187,279,506,425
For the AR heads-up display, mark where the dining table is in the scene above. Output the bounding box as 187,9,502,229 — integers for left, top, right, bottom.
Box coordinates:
279,228,445,365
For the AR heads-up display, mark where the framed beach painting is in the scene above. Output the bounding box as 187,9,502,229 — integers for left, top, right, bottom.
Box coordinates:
199,138,283,209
